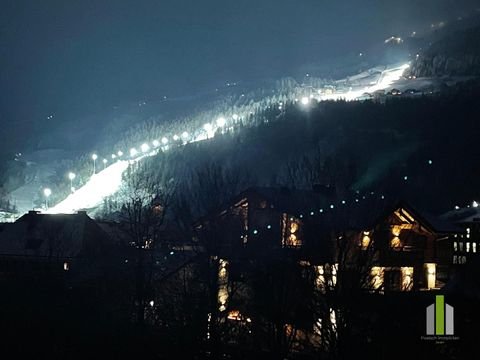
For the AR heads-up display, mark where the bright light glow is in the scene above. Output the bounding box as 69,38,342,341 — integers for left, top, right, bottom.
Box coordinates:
47,159,130,214
473,201,479,208
216,117,226,127
103,158,108,164
149,300,154,307
141,143,150,153
203,123,214,138
384,36,403,44
40,62,412,217
425,263,436,289
111,154,116,159
43,188,52,197
68,172,76,181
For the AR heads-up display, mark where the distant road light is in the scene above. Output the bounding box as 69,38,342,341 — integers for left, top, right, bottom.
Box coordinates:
181,131,189,139
173,134,179,141
152,140,160,148
68,173,75,193
91,154,98,174
44,188,52,197
301,97,310,105
232,114,239,121
161,137,168,145
141,143,150,153
130,148,138,157
117,150,123,157
111,154,116,160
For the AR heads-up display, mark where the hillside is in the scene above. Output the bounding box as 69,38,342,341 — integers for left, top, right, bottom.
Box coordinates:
410,25,480,77
96,79,480,221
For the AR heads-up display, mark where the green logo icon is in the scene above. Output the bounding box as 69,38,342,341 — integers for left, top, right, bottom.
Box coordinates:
426,295,454,335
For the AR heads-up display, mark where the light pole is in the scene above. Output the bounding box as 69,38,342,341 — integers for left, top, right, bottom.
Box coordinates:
103,158,108,170
43,188,52,210
141,143,150,153
68,172,76,192
92,153,98,174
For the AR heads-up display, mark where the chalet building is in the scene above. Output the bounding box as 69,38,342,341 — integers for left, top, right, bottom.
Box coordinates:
194,186,340,263
0,210,117,285
193,190,474,352
194,188,467,318
356,203,462,292
440,206,480,266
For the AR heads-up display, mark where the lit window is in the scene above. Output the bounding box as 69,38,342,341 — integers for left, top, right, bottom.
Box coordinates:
361,231,371,249
453,241,458,251
425,263,436,290
401,267,413,291
391,236,401,249
473,243,477,253
371,267,384,290
461,256,467,264
282,215,302,247
459,242,464,251
63,261,70,271
466,242,471,252
453,255,458,264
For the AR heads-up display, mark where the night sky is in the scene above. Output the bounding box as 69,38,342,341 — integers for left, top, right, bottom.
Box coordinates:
1,0,478,134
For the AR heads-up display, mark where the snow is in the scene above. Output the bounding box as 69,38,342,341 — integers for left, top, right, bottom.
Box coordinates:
41,63,411,215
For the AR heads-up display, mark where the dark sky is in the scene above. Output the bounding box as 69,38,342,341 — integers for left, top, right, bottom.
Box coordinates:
0,0,478,128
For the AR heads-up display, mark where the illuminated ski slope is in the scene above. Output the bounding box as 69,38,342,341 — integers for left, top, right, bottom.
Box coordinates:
47,63,410,214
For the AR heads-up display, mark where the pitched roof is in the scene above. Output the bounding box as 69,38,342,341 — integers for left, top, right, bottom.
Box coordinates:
371,201,461,234
0,211,109,258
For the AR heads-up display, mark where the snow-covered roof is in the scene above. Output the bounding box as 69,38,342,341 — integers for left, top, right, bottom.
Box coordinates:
0,211,110,258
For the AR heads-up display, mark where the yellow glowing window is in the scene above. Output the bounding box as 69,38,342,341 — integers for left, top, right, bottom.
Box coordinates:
391,237,401,249
361,234,370,249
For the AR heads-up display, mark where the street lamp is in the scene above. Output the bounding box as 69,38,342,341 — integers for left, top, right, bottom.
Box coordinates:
92,153,98,174
68,172,75,192
161,137,168,145
117,150,123,157
102,158,108,169
152,140,160,148
130,148,137,157
43,188,52,209
141,143,150,153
